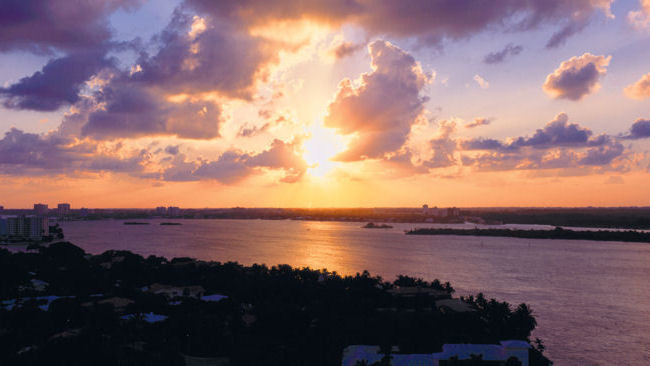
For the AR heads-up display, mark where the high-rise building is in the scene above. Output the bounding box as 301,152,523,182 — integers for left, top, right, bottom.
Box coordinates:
168,206,181,217
57,203,71,216
6,216,49,239
34,203,49,216
0,217,7,236
156,206,167,215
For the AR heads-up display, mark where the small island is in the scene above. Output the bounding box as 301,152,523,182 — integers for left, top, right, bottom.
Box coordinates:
123,222,150,225
362,222,393,229
405,226,650,243
160,222,182,226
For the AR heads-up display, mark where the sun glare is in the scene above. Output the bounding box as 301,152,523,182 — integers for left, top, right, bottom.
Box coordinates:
303,124,345,178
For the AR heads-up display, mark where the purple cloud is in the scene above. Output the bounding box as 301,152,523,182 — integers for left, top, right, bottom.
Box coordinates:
0,128,149,176
483,44,523,64
543,53,611,101
187,0,612,48
0,0,138,53
0,51,111,111
623,119,650,139
162,139,307,184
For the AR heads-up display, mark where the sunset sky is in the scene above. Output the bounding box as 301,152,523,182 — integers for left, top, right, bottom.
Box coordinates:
1,0,650,208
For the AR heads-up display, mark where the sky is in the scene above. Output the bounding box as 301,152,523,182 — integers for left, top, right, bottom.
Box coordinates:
1,0,650,208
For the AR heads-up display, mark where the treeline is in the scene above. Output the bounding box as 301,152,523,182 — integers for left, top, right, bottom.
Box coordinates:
0,242,550,366
468,207,650,229
406,226,650,243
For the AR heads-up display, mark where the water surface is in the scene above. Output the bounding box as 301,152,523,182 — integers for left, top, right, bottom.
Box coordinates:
59,219,650,365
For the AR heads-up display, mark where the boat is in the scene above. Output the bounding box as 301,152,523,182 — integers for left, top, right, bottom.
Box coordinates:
160,222,182,226
123,222,150,225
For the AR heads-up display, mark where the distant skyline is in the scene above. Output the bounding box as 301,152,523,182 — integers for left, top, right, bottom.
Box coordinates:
1,0,650,207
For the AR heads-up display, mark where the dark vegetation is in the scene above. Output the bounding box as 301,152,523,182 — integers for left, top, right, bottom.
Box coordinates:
0,242,550,365
405,226,650,243
465,207,650,229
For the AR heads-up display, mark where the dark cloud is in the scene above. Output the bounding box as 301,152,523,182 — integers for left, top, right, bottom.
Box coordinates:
330,42,364,59
0,51,111,111
0,0,138,53
545,21,587,48
129,9,277,99
459,113,629,172
622,119,650,140
465,117,491,129
79,81,223,140
324,40,431,161
462,113,606,151
483,44,523,64
543,53,611,101
165,145,180,155
186,0,612,47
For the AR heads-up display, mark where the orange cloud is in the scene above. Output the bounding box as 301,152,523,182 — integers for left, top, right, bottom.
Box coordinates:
624,73,650,100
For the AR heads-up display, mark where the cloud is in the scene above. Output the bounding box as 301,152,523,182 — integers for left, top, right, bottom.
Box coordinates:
545,21,587,49
79,81,223,140
483,44,523,64
465,117,491,129
543,53,611,101
0,0,138,53
329,41,364,59
624,73,650,100
462,113,606,151
459,113,629,172
129,10,278,99
162,139,307,184
0,128,149,176
187,0,612,48
425,121,458,169
622,119,650,139
628,0,650,30
324,40,431,161
473,74,489,89
0,51,111,111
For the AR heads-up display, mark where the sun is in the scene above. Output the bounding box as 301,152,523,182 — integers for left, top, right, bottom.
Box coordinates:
303,124,345,178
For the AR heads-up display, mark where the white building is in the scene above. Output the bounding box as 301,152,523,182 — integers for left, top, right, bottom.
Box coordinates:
342,340,532,366
6,216,49,240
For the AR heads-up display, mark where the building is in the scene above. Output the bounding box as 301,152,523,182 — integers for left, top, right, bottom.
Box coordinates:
80,208,89,217
57,203,71,216
447,207,461,217
0,217,7,237
422,204,429,214
155,206,167,215
33,203,49,216
342,340,532,366
6,216,49,240
167,206,181,217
